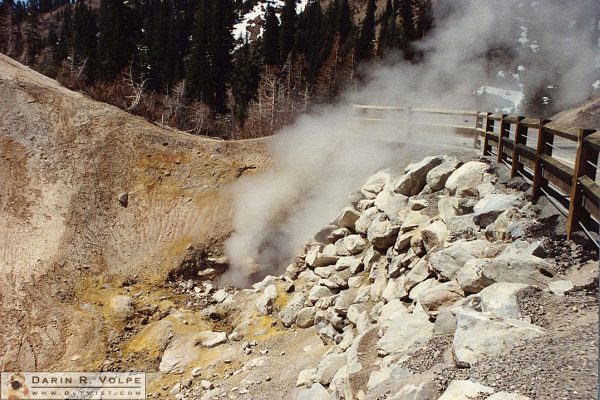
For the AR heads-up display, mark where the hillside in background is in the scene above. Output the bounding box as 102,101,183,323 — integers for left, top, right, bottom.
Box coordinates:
0,0,435,137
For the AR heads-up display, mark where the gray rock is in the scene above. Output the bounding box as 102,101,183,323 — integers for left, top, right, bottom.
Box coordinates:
473,194,520,227
355,207,381,234
378,298,409,328
316,352,347,385
306,249,339,268
159,333,201,373
421,220,448,251
335,207,362,230
395,156,444,196
420,280,465,317
279,292,306,327
429,240,488,281
335,235,367,256
327,227,352,244
426,157,462,191
387,256,403,278
296,368,317,387
296,307,317,328
110,295,134,321
197,331,227,348
375,189,408,222
362,170,391,195
314,225,338,243
478,282,531,318
378,312,433,356
335,256,363,274
308,286,335,303
409,198,429,210
314,265,336,278
438,379,494,400
256,284,278,315
118,192,129,207
394,232,413,253
408,278,440,301
349,190,366,207
548,280,574,296
296,383,332,400
363,246,382,272
212,289,229,303
452,308,544,367
400,211,429,233
404,257,432,292
487,392,531,400
445,161,488,195
368,217,400,250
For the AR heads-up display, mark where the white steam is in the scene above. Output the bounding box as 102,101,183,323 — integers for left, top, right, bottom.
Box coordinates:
222,0,599,285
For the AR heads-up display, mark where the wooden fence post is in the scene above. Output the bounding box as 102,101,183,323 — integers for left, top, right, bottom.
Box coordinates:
510,116,526,178
532,119,552,201
483,113,494,156
473,112,482,149
497,114,509,163
566,128,597,238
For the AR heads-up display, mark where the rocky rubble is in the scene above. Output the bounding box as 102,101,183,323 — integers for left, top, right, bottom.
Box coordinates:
157,154,597,400
243,155,596,399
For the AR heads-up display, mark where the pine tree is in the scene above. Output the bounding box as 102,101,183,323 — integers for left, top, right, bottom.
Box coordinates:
186,0,235,113
414,0,433,40
262,5,280,66
232,38,261,124
399,0,414,42
22,3,41,64
97,0,137,80
72,0,97,81
0,0,14,54
336,0,352,42
209,0,235,113
356,0,375,61
186,0,211,104
279,0,296,64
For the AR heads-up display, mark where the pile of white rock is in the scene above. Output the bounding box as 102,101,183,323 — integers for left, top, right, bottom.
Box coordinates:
253,155,573,399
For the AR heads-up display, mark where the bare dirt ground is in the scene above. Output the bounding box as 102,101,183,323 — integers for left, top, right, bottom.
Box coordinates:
0,53,270,371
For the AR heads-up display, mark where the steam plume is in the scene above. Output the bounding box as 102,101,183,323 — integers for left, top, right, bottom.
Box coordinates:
222,0,599,286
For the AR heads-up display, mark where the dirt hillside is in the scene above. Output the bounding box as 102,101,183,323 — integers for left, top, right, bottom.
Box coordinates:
0,53,270,371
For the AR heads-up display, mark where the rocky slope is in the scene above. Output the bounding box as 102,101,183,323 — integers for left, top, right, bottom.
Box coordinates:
157,154,597,400
0,53,270,371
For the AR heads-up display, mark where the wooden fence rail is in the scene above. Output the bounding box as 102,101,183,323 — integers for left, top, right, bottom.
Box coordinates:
353,105,600,244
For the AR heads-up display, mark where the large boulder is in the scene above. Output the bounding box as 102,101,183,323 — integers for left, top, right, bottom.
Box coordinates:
438,380,494,400
367,217,400,250
404,257,432,292
421,220,449,251
452,308,544,367
355,207,381,234
296,383,332,400
279,292,306,327
445,161,488,195
306,248,339,268
362,170,392,195
375,189,408,222
426,157,462,191
473,194,521,227
394,156,444,196
456,252,552,294
335,207,362,230
420,280,465,317
377,312,434,356
478,282,531,318
256,284,278,315
335,235,367,256
296,307,317,328
429,240,488,281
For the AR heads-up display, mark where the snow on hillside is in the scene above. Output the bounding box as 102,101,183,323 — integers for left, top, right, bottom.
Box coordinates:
233,0,309,41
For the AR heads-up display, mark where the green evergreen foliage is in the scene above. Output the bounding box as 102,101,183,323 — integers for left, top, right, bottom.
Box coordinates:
356,0,375,61
73,0,97,81
185,0,235,113
279,0,296,64
262,5,280,66
97,0,137,80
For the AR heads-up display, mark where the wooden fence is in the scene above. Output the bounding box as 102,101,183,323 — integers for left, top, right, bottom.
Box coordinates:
353,105,600,245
